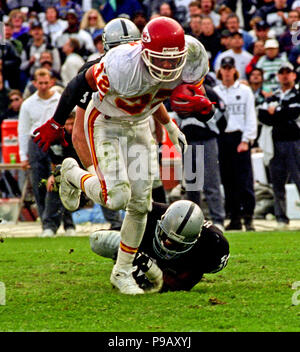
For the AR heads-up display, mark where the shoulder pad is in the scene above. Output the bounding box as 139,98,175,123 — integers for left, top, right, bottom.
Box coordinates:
104,43,143,96
182,35,209,84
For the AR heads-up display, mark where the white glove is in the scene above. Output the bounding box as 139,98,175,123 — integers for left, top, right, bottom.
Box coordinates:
164,120,188,154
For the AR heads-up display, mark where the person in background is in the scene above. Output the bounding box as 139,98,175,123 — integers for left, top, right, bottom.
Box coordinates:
42,6,68,46
18,68,62,237
214,56,257,231
224,13,253,51
256,39,288,92
214,31,253,80
248,67,272,149
23,53,64,99
0,72,11,146
218,0,257,31
199,0,220,27
245,40,266,76
45,111,77,237
4,21,23,56
180,84,226,231
248,67,271,108
131,10,148,33
87,29,105,62
54,9,95,60
100,0,142,23
278,9,300,55
199,16,222,71
216,4,232,33
158,2,177,19
6,90,23,119
8,9,30,47
186,14,202,39
258,62,300,230
188,1,202,18
79,8,106,37
61,37,85,87
249,20,275,45
20,20,61,79
254,0,290,37
55,0,83,20
0,39,21,90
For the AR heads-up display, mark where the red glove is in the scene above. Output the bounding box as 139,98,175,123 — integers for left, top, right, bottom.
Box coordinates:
33,118,68,152
170,84,215,115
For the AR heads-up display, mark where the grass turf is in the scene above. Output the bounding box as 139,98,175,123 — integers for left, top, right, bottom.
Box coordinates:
0,231,299,332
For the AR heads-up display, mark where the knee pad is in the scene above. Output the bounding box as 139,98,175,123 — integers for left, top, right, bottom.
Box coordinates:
89,230,121,259
107,182,131,211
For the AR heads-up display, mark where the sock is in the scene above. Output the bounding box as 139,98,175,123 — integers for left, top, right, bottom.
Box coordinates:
115,211,147,269
64,164,104,205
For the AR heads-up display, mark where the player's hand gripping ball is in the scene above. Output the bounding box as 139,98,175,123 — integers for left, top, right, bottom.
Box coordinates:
170,84,214,117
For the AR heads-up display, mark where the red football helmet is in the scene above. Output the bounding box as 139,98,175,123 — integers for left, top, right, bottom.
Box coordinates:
141,17,187,82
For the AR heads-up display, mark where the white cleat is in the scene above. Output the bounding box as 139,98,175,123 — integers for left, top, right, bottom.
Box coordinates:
110,265,144,295
59,158,82,211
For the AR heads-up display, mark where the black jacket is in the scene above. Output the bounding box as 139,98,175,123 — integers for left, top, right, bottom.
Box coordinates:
258,86,300,142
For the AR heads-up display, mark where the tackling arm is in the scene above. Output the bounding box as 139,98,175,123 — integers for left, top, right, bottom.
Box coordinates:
33,67,97,152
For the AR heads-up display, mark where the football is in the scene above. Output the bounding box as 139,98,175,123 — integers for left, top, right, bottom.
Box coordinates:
170,84,197,106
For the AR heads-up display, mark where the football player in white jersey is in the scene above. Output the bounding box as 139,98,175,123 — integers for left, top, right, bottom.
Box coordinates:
34,17,213,295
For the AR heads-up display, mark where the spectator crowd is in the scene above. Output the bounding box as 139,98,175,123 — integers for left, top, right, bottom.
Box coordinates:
0,0,300,233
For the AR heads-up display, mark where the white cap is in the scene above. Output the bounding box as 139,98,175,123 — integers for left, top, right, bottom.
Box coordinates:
292,0,300,9
264,39,279,49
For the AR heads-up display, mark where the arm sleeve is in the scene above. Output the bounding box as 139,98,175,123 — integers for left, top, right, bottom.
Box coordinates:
258,101,274,126
51,70,94,125
272,96,300,123
17,103,31,161
242,88,257,143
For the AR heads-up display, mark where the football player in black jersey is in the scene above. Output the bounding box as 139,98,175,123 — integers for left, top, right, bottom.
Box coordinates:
90,200,230,292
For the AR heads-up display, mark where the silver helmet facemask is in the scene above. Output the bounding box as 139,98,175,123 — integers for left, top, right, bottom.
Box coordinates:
153,200,204,260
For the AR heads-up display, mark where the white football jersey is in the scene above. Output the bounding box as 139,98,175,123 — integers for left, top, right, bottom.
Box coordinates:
92,35,209,123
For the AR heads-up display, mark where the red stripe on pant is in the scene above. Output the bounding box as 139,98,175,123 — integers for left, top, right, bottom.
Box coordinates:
87,108,108,204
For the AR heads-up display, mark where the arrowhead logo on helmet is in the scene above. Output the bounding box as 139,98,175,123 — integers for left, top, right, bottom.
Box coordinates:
142,28,151,43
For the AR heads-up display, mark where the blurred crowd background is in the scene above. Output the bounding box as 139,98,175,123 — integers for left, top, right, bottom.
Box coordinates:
0,0,300,232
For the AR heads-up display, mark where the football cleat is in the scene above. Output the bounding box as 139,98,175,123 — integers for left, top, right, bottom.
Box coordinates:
110,264,144,295
59,158,82,211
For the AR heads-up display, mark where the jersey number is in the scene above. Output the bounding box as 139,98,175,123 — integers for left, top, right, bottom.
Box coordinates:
80,91,90,104
115,89,173,116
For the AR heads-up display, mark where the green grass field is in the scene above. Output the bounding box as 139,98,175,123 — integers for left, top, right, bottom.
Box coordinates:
0,231,299,332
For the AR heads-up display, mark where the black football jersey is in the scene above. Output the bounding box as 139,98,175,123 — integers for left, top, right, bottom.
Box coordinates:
76,56,103,110
138,202,230,291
